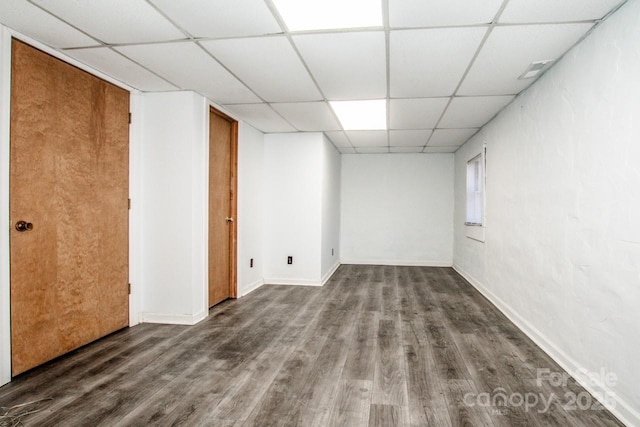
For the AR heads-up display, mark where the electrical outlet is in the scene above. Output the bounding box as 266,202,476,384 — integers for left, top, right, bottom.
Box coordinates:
250,258,254,268
287,256,293,265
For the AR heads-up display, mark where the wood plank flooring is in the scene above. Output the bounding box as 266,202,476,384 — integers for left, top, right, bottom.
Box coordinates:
0,265,623,426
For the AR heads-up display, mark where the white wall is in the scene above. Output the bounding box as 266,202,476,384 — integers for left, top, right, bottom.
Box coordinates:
320,135,341,282
341,154,454,266
237,122,265,296
453,1,640,424
263,133,323,285
140,91,209,325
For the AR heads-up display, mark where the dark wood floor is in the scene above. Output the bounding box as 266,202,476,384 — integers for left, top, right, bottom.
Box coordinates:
0,265,623,426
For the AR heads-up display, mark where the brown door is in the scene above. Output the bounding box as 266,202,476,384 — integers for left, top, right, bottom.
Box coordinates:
208,107,237,307
9,40,130,376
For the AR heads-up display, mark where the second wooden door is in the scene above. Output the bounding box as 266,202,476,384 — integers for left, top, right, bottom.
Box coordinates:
208,107,237,307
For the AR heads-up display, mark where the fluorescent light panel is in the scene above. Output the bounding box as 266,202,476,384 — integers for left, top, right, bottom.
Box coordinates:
272,0,383,31
330,99,387,130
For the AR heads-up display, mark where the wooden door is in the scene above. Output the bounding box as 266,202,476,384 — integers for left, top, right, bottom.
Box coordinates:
208,107,237,307
9,40,130,375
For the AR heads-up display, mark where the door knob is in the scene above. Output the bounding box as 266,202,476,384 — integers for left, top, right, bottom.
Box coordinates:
15,221,33,232
226,217,234,223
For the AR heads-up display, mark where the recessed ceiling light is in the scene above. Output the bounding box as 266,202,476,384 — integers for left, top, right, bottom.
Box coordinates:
330,100,387,131
271,0,383,32
518,60,553,80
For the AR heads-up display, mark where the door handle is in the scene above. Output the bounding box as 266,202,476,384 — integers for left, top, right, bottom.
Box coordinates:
15,220,33,232
226,217,234,223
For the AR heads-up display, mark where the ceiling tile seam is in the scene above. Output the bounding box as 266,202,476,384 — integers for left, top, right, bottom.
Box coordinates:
144,0,197,40
261,0,335,132
524,1,630,90
383,0,391,149
386,21,598,32
67,38,198,50
496,20,600,27
287,26,385,35
425,0,511,149
263,103,300,132
338,129,357,150
441,0,627,152
324,131,352,152
107,46,181,90
598,0,630,23
388,96,451,101
262,0,345,133
59,44,181,91
389,24,491,31
25,0,108,48
193,41,274,105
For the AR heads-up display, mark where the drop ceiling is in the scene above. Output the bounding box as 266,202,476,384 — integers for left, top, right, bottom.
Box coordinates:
0,0,626,153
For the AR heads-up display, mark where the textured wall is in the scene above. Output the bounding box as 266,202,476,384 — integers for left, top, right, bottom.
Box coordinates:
454,1,640,424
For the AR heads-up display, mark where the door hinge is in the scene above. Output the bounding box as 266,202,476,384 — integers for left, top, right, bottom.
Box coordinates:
128,198,131,210
128,283,131,295
128,112,132,124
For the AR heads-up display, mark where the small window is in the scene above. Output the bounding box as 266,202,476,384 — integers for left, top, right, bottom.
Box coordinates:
466,153,484,226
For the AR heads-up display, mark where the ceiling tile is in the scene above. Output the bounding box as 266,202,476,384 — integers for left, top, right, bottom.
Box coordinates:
272,0,383,32
0,0,97,48
271,102,341,131
32,0,185,44
346,131,388,147
356,147,390,154
423,146,459,153
389,0,503,27
324,131,352,148
389,98,449,129
201,36,321,103
459,24,593,95
116,42,260,104
390,147,424,153
428,129,478,147
499,0,623,23
390,27,487,97
439,96,514,128
389,130,432,147
150,0,281,38
223,103,296,133
338,146,357,154
63,47,177,91
293,31,386,100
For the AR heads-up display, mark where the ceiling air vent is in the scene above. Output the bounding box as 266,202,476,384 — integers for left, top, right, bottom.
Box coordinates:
518,60,553,80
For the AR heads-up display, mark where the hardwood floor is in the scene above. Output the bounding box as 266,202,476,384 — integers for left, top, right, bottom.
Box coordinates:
0,265,623,426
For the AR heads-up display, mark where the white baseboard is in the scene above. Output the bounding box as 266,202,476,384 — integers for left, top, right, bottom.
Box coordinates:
238,278,264,297
452,264,640,427
321,261,341,285
141,310,208,326
341,259,452,267
263,277,322,286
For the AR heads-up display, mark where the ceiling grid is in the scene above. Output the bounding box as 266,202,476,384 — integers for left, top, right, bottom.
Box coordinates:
0,0,627,153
